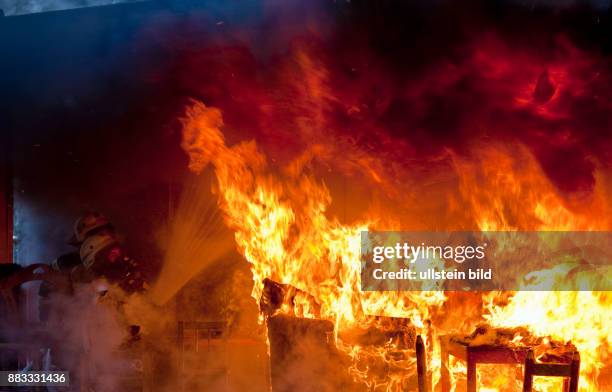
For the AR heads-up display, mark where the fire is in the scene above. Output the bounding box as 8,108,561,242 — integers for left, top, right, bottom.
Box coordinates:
484,291,611,391
452,143,610,232
179,100,611,391
454,143,611,391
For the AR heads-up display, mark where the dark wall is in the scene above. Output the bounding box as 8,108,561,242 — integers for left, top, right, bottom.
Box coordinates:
0,134,12,263
0,2,191,271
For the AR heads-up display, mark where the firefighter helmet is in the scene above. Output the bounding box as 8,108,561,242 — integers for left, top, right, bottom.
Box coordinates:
69,211,110,245
80,233,118,269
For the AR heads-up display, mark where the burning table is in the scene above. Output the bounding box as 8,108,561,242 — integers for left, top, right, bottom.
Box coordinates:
440,325,580,392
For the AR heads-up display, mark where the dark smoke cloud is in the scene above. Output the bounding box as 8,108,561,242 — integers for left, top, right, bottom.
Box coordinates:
138,0,612,197
4,0,610,261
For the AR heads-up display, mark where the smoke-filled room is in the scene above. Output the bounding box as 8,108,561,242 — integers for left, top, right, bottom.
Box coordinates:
0,0,611,391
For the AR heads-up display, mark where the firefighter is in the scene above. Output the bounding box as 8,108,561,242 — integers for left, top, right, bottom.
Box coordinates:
40,212,146,320
37,212,146,391
66,211,146,293
41,210,112,281
38,252,80,321
39,212,112,322
71,230,146,293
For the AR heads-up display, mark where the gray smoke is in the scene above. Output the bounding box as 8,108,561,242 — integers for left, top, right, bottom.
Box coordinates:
0,0,144,16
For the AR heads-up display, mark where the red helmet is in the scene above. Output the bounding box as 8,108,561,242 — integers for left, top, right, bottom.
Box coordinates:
69,211,110,245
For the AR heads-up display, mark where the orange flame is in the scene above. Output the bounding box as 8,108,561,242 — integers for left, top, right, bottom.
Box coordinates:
180,100,611,391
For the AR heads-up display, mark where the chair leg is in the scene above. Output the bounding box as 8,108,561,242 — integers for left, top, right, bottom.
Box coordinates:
416,335,427,392
523,350,534,392
440,337,450,392
466,359,477,392
562,378,570,392
568,353,580,392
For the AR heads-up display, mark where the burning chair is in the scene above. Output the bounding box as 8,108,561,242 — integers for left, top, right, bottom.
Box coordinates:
261,278,430,392
523,349,580,392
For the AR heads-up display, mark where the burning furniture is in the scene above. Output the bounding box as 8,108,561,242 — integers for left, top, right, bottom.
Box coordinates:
440,326,580,392
523,349,580,392
262,279,430,392
266,314,340,391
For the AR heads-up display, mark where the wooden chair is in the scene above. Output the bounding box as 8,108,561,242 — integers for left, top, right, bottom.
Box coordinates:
523,350,580,392
262,279,431,391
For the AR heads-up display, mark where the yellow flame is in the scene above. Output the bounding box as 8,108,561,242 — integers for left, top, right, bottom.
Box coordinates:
180,100,611,391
